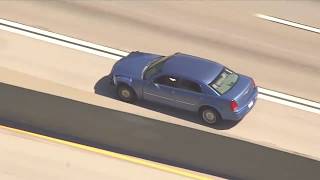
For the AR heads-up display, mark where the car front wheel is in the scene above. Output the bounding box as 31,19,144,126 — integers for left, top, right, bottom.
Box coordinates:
200,107,220,124
116,84,137,103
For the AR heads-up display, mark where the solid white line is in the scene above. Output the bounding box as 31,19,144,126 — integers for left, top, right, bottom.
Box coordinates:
255,14,320,33
0,18,129,56
0,18,129,60
258,87,320,109
258,94,320,114
0,24,122,60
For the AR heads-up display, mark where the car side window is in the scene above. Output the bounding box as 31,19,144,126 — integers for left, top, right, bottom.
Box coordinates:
154,75,178,87
177,79,202,93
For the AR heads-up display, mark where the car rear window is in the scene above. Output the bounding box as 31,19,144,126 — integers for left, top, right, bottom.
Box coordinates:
210,68,238,95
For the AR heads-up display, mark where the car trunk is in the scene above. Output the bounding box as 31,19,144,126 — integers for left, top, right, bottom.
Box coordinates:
224,75,255,110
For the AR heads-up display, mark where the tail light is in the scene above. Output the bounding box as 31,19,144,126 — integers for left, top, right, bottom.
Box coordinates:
230,100,238,112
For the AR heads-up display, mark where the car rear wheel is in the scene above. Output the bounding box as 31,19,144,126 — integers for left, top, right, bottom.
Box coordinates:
117,84,137,103
200,107,220,124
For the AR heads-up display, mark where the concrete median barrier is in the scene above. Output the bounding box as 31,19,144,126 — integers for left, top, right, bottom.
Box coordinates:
0,81,319,180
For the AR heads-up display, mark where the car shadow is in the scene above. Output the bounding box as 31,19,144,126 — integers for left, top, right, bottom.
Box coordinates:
94,75,240,130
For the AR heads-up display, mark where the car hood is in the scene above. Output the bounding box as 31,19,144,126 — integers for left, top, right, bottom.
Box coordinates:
112,51,162,79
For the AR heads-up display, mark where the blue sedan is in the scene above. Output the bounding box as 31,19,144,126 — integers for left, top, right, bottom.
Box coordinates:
110,52,258,124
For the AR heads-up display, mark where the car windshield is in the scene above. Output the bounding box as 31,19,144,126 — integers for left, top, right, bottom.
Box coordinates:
210,68,238,95
143,56,170,80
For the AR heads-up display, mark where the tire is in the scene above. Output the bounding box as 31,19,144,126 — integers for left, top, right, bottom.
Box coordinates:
199,107,221,124
116,84,137,103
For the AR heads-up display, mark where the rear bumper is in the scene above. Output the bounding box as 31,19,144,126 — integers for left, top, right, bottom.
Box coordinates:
224,88,258,121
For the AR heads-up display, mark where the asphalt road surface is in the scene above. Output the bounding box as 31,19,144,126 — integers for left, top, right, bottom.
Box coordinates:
0,20,319,158
0,1,319,179
0,126,208,180
0,0,319,100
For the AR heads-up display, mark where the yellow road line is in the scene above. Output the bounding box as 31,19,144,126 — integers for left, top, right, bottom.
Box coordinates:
0,125,213,180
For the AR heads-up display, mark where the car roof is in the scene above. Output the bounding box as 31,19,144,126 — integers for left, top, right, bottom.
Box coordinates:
161,53,224,84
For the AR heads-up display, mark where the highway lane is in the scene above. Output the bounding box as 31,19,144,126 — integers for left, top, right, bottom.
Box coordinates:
0,126,206,180
1,16,317,114
0,30,319,160
0,0,319,101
